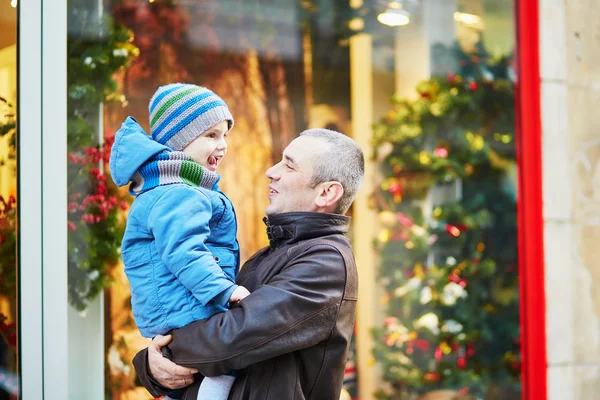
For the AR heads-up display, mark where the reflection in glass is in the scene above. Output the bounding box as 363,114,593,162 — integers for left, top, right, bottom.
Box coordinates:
64,1,521,399
66,2,138,397
66,1,137,311
99,1,359,397
369,1,520,399
0,0,19,398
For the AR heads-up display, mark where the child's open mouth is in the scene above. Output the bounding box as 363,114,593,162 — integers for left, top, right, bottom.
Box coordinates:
207,155,221,171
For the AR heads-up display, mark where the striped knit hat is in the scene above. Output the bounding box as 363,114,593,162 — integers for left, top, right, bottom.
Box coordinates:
148,83,234,151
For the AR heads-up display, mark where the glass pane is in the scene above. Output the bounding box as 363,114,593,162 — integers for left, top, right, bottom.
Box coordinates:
100,1,361,397
103,1,309,396
369,1,520,398
66,0,137,396
64,1,521,399
0,0,19,398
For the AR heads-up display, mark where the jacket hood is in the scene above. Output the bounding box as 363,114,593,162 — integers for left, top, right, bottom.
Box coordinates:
109,117,171,187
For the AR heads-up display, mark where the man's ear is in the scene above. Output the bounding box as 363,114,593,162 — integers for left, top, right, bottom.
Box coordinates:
315,181,344,211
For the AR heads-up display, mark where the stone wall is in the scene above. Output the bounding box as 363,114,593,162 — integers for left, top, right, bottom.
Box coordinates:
541,0,600,398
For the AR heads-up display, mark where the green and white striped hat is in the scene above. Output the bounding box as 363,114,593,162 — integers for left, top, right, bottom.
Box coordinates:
149,83,234,151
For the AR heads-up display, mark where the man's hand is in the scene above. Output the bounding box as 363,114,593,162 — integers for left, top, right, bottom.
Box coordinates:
148,334,198,389
229,285,250,303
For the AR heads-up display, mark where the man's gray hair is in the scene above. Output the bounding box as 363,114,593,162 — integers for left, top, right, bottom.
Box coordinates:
300,128,365,214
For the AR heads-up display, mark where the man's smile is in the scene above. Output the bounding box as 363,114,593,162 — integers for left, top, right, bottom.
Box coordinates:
268,185,279,199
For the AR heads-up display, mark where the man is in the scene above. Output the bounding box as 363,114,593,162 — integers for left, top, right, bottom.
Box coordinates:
133,128,365,400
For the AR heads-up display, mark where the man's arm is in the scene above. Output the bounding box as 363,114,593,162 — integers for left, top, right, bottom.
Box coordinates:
133,242,348,386
167,243,348,376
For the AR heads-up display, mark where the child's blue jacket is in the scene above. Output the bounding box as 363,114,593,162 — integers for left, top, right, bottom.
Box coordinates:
110,117,239,338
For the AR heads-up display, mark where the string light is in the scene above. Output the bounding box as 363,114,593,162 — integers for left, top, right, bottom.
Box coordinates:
348,17,364,31
446,224,461,237
472,135,484,150
378,229,391,243
413,264,425,279
494,133,512,143
434,147,448,158
441,342,452,355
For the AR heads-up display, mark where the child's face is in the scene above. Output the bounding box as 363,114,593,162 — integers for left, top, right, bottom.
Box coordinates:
182,120,229,171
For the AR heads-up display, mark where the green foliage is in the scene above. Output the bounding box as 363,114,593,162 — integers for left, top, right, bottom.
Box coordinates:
66,1,138,310
371,66,520,397
0,98,16,162
0,196,16,309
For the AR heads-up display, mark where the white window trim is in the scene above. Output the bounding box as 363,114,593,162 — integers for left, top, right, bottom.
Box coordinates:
19,0,43,396
19,0,68,398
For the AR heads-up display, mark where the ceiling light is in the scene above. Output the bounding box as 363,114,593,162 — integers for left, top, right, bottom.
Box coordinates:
454,12,482,26
377,7,410,27
11,0,17,8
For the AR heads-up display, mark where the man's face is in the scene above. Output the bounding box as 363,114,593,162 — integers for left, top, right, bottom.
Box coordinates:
265,136,329,216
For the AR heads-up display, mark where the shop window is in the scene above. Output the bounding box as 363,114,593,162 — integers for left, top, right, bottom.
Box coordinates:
368,1,520,398
64,1,520,399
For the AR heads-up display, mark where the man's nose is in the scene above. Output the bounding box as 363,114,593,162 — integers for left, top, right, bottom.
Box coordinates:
266,164,278,180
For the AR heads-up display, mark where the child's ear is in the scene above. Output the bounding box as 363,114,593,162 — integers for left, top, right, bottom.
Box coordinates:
315,181,344,211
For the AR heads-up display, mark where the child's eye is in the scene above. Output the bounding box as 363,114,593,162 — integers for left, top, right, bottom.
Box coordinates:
207,132,217,138
286,164,293,170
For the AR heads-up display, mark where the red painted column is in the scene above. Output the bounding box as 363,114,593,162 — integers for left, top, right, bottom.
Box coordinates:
515,0,547,399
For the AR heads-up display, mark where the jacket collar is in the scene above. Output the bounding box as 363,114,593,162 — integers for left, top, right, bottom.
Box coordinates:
263,212,350,249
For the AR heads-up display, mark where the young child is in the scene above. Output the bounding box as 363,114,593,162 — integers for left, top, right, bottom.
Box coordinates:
109,83,249,400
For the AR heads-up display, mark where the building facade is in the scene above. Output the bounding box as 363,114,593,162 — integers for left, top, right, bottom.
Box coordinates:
0,0,597,399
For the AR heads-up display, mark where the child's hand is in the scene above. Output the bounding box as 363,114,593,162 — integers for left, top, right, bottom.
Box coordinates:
229,285,250,303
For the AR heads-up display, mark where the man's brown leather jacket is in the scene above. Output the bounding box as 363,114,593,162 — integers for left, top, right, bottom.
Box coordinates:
133,212,359,400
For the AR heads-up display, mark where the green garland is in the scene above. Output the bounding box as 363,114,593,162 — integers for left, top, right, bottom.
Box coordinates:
0,97,15,159
0,195,16,312
66,1,138,311
371,69,520,398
